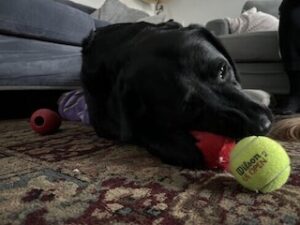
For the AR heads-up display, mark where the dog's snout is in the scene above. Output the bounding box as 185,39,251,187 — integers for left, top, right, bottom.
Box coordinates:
258,114,272,133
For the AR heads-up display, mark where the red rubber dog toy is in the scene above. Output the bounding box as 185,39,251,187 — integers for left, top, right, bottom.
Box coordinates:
191,131,236,170
30,109,61,135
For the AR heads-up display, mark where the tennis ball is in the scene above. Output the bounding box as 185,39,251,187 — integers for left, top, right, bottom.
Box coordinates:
229,136,291,193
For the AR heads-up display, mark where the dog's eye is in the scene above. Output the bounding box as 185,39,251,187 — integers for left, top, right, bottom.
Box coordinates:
218,64,227,80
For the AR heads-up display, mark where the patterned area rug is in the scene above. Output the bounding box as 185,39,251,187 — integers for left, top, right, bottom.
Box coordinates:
0,120,300,225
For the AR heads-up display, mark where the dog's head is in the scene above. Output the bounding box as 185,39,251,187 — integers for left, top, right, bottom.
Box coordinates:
82,21,272,141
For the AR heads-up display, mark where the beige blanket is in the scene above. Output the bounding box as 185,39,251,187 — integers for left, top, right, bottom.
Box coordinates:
226,7,279,34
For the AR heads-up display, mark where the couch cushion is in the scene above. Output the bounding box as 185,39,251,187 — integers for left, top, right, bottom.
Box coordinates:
0,0,95,46
219,31,280,62
0,35,81,90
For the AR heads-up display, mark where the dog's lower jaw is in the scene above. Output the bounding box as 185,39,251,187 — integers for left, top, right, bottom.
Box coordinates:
136,128,206,169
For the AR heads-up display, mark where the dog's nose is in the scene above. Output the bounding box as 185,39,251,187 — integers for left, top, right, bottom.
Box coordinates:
258,115,272,133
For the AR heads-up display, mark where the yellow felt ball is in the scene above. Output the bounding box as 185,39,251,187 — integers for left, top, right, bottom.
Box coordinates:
229,136,291,193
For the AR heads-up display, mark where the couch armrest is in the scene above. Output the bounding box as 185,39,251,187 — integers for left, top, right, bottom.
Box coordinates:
205,19,230,36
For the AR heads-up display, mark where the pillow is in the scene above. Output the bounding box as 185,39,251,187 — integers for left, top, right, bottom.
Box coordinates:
226,7,279,34
91,0,149,23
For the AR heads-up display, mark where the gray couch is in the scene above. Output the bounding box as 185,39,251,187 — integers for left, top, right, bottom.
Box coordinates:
0,0,108,91
206,0,288,95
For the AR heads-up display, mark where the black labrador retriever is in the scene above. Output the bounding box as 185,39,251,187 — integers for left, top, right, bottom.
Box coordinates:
81,21,273,169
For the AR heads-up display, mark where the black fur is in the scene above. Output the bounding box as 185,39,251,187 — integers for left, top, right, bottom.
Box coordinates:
81,21,273,169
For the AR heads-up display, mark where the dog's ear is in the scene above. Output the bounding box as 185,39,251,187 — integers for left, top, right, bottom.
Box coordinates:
187,24,240,82
156,20,183,29
82,23,156,141
81,22,162,90
117,78,146,141
81,22,152,104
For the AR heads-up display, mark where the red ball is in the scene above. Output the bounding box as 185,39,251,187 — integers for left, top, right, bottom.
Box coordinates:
30,109,61,135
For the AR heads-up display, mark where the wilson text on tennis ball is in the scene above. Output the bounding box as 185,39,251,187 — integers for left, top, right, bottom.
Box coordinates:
236,151,268,179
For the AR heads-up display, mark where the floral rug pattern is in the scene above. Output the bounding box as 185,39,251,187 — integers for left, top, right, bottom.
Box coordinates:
0,120,300,225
